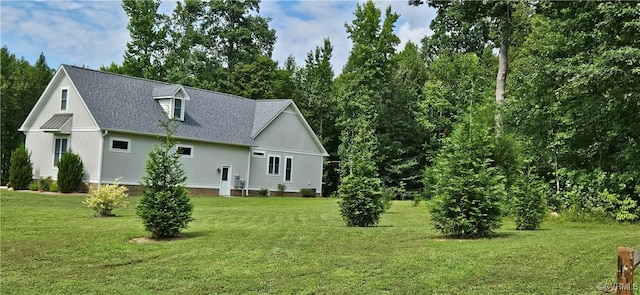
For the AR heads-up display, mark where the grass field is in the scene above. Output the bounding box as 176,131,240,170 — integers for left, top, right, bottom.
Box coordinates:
1,190,639,294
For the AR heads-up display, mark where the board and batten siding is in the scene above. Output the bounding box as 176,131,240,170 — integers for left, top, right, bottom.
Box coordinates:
249,151,322,192
101,132,249,189
22,71,101,181
29,74,98,130
252,105,325,194
254,106,323,154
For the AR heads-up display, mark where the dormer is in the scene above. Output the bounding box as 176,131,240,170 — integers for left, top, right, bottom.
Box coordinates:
152,84,190,121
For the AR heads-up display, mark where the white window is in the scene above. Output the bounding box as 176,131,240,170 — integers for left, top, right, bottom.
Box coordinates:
109,138,130,153
284,157,293,182
61,89,68,111
53,137,69,167
173,98,183,120
252,150,265,158
268,155,280,175
177,145,193,158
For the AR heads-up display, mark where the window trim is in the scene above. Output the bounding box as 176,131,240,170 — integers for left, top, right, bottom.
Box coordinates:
109,138,131,153
267,155,281,176
60,88,69,111
284,156,293,182
53,136,69,168
176,144,194,158
172,98,184,121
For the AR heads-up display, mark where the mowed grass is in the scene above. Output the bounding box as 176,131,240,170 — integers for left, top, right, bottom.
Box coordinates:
1,191,639,294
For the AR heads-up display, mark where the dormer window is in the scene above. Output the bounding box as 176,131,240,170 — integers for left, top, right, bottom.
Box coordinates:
173,98,183,120
152,84,190,122
61,89,68,111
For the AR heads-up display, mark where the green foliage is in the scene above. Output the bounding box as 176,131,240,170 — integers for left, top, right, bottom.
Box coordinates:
293,39,340,197
225,55,293,99
137,120,193,239
338,174,384,227
8,143,33,190
28,182,39,191
258,188,269,197
505,3,640,222
85,179,129,217
1,47,53,185
277,183,286,196
512,167,548,230
429,104,506,238
300,188,316,198
37,177,53,192
121,0,166,80
56,152,84,193
50,182,58,193
337,1,399,227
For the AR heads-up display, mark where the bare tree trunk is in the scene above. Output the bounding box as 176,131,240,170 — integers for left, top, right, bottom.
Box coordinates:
495,41,508,106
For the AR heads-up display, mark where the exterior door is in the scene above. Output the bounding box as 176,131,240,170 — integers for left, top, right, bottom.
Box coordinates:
219,165,231,196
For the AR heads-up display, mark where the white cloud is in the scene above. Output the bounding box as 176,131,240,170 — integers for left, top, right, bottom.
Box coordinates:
1,1,129,69
0,0,435,75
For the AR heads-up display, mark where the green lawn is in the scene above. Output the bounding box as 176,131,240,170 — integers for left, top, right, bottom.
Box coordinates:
1,191,638,294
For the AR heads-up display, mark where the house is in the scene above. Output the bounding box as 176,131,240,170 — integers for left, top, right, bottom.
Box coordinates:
18,65,328,196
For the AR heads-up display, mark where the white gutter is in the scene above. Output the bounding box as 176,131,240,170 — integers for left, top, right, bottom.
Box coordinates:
96,130,108,186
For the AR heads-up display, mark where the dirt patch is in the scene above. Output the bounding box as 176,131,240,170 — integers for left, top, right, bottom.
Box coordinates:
129,236,189,244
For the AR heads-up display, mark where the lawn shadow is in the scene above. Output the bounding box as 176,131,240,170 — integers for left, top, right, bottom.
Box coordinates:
181,231,209,238
128,231,210,244
433,232,516,241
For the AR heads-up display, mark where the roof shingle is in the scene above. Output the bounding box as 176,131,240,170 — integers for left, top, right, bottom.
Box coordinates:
62,65,292,146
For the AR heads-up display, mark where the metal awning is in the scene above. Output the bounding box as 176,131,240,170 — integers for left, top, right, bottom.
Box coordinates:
40,113,72,133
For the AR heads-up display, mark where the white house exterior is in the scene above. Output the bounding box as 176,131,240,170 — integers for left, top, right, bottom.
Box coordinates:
19,65,328,196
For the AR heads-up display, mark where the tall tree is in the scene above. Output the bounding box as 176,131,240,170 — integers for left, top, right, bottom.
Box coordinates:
410,0,531,105
506,1,640,213
121,0,167,80
225,55,293,99
0,47,53,184
377,42,427,194
337,1,398,226
294,38,340,196
202,0,276,73
164,0,222,88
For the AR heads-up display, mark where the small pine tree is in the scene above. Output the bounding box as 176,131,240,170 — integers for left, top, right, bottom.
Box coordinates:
338,117,384,227
9,143,33,190
512,166,547,230
429,103,506,238
136,120,193,239
57,151,84,193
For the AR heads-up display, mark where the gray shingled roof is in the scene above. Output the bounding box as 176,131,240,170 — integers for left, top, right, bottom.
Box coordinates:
152,84,183,98
62,65,292,146
40,113,72,130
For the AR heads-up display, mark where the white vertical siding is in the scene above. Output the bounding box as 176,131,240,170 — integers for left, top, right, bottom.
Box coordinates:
25,130,101,182
101,132,250,188
253,106,323,154
28,75,98,130
249,151,323,193
251,105,325,193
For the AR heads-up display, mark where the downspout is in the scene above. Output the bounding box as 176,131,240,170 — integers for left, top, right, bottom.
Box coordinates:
245,149,251,196
97,129,108,186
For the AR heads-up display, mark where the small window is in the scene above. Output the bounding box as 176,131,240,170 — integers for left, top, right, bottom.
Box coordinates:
61,89,68,111
173,98,183,120
110,138,130,153
285,157,292,182
268,155,280,175
177,145,193,158
53,137,69,167
252,150,265,158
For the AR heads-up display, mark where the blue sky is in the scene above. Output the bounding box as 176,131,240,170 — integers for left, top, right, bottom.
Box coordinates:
1,0,435,74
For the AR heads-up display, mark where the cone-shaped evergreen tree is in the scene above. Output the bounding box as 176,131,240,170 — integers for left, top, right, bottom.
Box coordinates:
136,120,193,239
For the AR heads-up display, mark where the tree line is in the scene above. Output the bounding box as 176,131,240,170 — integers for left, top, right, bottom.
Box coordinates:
2,0,638,235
